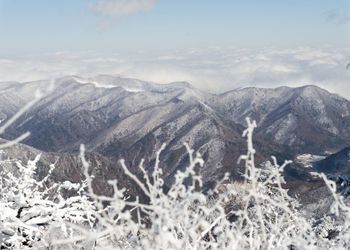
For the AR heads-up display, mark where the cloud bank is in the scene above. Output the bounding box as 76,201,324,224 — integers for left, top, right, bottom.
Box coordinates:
90,0,157,17
1,47,350,98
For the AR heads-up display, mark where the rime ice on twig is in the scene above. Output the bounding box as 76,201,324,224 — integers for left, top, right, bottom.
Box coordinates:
2,116,349,249
44,118,322,249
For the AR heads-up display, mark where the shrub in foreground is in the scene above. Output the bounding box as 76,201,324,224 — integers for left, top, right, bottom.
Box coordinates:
0,118,349,249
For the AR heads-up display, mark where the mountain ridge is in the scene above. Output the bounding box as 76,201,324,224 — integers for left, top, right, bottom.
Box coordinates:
0,75,349,187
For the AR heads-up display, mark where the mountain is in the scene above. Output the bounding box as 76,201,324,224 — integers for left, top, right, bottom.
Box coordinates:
207,85,350,154
0,76,286,185
0,75,349,188
314,147,350,176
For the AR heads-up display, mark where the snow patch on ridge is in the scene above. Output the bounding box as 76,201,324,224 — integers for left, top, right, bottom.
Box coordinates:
72,76,115,89
72,76,144,92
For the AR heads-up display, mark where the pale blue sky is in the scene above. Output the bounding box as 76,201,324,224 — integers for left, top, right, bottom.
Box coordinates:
0,0,349,56
0,0,349,96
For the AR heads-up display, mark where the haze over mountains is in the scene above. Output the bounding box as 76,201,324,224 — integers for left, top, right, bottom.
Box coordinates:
0,75,349,190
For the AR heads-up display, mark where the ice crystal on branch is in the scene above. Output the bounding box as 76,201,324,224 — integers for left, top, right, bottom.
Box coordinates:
0,116,349,249
0,155,96,249
44,118,319,249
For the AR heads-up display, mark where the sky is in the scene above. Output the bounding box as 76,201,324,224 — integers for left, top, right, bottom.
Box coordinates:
0,0,349,96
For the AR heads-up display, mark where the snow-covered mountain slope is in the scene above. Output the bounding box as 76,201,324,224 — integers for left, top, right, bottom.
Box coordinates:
314,147,350,176
0,76,286,185
208,85,350,154
0,75,349,185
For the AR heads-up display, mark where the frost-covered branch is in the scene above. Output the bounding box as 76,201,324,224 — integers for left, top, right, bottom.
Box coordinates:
1,116,349,249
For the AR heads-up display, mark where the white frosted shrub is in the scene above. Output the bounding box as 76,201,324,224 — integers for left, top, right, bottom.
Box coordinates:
0,155,96,249
0,117,349,249
44,118,320,249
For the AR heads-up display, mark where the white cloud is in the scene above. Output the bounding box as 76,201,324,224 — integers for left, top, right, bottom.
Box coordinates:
90,0,157,17
1,47,350,99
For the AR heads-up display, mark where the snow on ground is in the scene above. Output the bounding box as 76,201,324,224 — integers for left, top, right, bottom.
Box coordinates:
296,154,326,167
